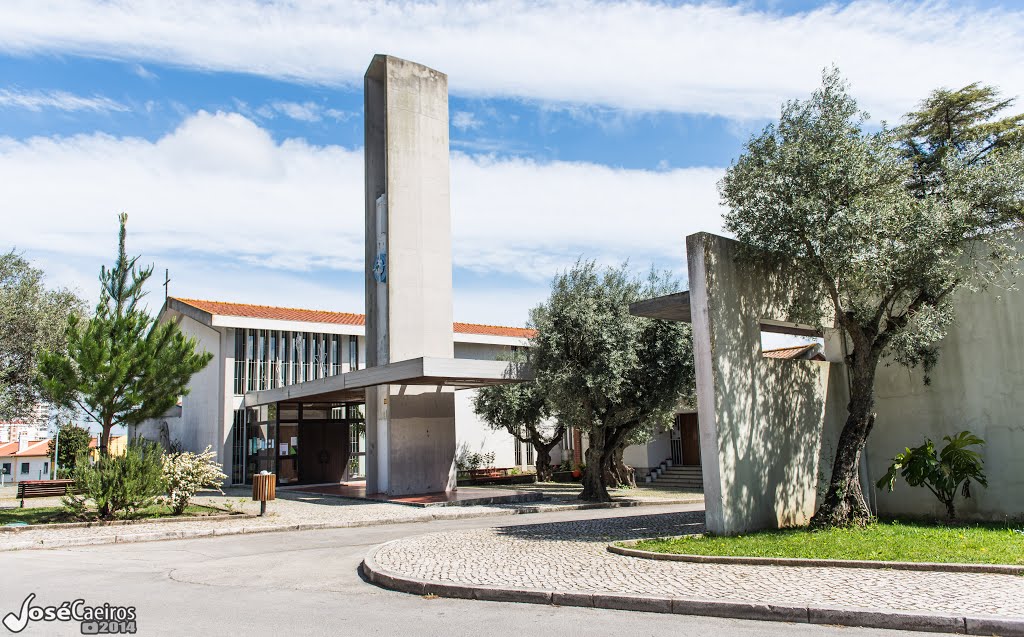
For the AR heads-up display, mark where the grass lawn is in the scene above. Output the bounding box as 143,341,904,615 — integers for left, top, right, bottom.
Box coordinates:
630,519,1024,566
0,504,222,526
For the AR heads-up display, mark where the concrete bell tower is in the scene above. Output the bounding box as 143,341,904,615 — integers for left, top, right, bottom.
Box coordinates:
363,55,457,496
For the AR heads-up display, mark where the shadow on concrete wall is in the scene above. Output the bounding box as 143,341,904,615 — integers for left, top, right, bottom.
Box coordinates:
693,233,837,534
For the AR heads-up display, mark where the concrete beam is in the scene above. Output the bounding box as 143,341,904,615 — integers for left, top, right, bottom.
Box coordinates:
629,291,692,322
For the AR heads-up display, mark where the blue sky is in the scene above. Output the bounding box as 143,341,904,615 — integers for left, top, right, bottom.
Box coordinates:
2,0,1023,327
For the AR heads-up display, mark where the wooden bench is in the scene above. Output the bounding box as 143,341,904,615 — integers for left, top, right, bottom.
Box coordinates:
469,468,507,480
456,468,537,486
16,479,75,507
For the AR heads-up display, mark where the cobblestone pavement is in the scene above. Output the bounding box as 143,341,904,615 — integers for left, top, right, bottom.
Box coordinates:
372,511,1024,619
0,484,700,550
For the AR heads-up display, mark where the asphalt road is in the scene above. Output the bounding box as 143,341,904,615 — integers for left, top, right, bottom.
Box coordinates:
1,504,948,637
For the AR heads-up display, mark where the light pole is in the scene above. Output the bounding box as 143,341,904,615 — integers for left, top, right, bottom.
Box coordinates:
52,422,60,480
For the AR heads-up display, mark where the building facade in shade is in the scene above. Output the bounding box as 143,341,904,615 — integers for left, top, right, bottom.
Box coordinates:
133,297,560,486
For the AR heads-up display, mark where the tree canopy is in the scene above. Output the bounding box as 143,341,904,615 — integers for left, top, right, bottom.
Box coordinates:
719,69,1024,527
48,422,93,475
0,251,85,421
529,261,695,501
39,214,213,456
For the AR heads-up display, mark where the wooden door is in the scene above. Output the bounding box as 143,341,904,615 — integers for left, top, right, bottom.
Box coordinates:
679,413,701,466
298,422,349,484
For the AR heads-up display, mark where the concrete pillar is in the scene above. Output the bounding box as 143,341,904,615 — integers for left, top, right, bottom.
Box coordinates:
363,55,457,496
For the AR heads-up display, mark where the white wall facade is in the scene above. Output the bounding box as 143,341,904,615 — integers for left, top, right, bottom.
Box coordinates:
0,455,51,482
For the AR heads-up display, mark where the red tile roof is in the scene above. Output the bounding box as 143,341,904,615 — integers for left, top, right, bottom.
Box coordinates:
0,440,51,457
763,343,825,361
171,298,537,339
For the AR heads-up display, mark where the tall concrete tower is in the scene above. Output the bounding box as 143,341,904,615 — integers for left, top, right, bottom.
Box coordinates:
363,55,457,495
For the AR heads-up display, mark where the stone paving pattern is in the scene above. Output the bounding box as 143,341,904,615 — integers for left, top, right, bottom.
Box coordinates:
372,512,1024,619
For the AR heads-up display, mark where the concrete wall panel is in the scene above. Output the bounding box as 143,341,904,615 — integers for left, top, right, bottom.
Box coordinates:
689,233,835,535
868,274,1024,520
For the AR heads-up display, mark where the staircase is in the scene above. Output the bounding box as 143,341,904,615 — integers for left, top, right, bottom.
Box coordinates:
644,461,703,490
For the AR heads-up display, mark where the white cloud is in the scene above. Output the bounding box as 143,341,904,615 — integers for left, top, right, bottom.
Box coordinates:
0,88,127,113
452,111,482,130
256,100,356,123
271,100,323,122
0,111,721,320
324,108,355,122
132,63,157,80
0,1,1021,120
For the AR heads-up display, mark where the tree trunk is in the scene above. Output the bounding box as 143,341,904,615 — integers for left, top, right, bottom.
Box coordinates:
100,419,113,458
98,419,114,518
606,444,635,488
579,428,611,502
533,440,556,482
529,428,565,483
944,499,957,521
810,359,877,529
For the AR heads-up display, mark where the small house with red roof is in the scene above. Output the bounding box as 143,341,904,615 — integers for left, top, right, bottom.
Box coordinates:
0,437,53,483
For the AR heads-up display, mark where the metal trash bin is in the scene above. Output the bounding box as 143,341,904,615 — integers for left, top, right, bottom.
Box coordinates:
252,472,276,516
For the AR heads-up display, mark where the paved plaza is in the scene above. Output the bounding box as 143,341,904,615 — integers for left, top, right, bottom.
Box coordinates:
369,511,1024,622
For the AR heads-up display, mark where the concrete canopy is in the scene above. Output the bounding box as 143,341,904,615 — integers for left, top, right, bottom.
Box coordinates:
628,291,691,322
245,357,527,406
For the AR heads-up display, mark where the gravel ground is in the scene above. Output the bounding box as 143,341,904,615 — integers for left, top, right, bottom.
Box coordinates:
0,483,702,550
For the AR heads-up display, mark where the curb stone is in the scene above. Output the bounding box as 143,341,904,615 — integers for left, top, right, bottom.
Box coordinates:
361,542,1024,635
0,499,688,552
609,541,1024,576
0,512,248,532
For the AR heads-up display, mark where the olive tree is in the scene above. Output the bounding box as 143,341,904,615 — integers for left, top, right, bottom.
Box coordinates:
472,351,564,481
530,261,694,502
0,252,85,421
719,70,1024,528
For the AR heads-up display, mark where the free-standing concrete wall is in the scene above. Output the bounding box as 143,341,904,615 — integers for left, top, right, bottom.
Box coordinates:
687,230,1024,530
363,54,457,496
688,232,842,535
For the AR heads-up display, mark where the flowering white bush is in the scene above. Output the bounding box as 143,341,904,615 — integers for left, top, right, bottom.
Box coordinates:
162,446,227,515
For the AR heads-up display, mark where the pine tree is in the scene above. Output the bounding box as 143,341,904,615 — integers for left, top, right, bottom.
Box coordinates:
39,214,213,456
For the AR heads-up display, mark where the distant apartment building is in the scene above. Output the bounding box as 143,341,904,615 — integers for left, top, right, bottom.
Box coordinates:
0,402,51,444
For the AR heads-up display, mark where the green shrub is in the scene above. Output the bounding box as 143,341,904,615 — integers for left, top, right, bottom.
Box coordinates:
64,440,165,519
454,443,495,471
877,431,987,520
162,446,227,515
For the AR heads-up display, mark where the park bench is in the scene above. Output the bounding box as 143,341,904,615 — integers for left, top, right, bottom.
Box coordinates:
456,468,536,486
16,479,75,507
